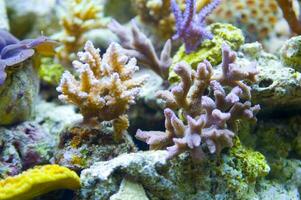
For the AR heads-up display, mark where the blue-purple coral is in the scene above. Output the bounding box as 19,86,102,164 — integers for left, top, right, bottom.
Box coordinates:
0,29,57,85
171,0,221,53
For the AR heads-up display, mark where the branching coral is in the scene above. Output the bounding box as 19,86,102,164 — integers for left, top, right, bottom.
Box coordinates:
0,164,80,200
136,44,260,160
53,0,107,66
130,0,213,40
0,29,57,85
171,0,221,53
108,20,172,80
57,41,146,140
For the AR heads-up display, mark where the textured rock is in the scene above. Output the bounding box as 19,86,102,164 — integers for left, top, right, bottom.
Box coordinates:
0,0,9,30
0,61,39,125
110,179,149,200
238,42,301,112
280,36,301,71
128,69,165,137
0,100,81,178
79,149,279,200
6,0,58,38
55,122,137,172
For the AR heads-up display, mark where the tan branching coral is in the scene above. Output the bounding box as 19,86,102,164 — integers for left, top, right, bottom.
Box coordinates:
53,0,107,66
108,20,172,80
57,41,146,140
136,44,260,161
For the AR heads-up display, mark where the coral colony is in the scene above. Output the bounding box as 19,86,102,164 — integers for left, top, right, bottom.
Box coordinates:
136,43,260,160
57,41,146,140
2,0,301,199
108,20,172,80
171,0,221,53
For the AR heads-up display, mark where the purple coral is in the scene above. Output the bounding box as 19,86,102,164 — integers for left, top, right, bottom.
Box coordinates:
0,29,57,85
171,0,221,53
136,44,260,161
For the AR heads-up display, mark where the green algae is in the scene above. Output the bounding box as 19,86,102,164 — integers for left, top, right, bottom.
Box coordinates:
217,137,270,198
280,36,301,71
39,57,65,85
169,23,245,83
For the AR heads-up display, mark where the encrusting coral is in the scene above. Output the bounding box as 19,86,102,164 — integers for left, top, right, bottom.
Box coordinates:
57,40,146,141
171,0,221,53
136,43,260,160
0,164,80,200
53,0,107,66
108,20,172,80
0,29,57,84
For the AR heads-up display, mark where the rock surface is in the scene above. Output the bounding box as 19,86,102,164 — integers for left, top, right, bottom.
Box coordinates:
110,179,149,200
55,122,137,172
0,62,39,125
238,42,301,113
79,149,299,200
0,100,81,178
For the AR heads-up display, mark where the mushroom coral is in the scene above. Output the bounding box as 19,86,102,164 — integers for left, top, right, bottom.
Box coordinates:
0,29,57,85
136,44,260,160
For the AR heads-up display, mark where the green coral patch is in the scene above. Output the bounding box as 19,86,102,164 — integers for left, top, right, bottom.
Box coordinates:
169,23,245,83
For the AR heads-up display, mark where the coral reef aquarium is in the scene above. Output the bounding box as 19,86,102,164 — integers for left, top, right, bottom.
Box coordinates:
2,0,301,199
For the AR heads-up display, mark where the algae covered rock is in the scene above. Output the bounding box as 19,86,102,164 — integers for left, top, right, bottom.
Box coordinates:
0,61,39,125
79,149,272,200
280,36,301,71
169,23,244,82
0,0,8,30
237,42,301,112
128,69,165,135
216,138,270,199
5,0,57,38
0,100,81,178
55,122,137,172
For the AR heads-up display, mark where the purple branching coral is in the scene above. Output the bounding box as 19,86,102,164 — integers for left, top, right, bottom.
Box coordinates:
171,0,221,53
108,20,172,80
136,44,260,161
0,29,57,85
57,41,147,141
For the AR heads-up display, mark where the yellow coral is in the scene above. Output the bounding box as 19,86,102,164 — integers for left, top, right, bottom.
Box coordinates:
53,0,107,66
57,41,146,140
0,165,80,200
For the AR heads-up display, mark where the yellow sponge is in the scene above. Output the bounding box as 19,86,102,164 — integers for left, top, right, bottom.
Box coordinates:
0,164,80,200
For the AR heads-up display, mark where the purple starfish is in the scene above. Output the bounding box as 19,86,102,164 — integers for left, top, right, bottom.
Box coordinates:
171,0,221,54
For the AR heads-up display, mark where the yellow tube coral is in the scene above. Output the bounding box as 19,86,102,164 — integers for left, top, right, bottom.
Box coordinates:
0,165,80,200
